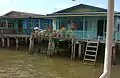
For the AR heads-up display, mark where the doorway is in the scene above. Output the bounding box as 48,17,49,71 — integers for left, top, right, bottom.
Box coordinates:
97,20,104,36
18,20,23,32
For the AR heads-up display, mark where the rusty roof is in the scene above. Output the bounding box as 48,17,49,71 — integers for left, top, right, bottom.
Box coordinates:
0,11,45,18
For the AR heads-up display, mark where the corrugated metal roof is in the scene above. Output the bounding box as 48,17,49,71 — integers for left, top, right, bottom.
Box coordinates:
0,11,45,18
54,4,108,13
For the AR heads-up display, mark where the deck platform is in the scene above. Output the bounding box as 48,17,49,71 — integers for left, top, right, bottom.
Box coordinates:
0,34,118,65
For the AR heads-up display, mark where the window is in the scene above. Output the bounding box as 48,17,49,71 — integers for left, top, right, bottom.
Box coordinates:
118,24,120,31
34,19,39,27
60,21,66,29
104,20,107,32
0,20,3,27
77,21,83,30
29,20,34,29
76,20,88,31
0,20,6,28
44,23,48,30
84,21,88,31
36,23,39,27
8,20,14,28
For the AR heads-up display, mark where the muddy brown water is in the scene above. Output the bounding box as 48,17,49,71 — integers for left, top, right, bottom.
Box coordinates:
0,48,120,78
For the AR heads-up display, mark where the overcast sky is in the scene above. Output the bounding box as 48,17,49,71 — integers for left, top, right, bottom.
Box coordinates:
0,0,120,15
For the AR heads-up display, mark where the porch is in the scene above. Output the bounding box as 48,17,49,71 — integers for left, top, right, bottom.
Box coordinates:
52,16,107,40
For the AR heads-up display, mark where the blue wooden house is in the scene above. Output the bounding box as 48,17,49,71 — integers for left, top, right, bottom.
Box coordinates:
47,4,120,40
0,11,52,35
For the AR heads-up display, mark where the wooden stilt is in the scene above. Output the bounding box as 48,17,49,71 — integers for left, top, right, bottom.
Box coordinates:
25,37,28,44
73,42,76,59
0,38,1,46
2,37,5,48
12,38,15,45
71,38,75,60
78,42,82,59
21,37,24,44
29,37,32,54
112,43,116,65
55,40,59,55
47,38,52,56
7,37,10,48
52,39,55,55
38,37,41,54
29,36,34,55
16,37,19,50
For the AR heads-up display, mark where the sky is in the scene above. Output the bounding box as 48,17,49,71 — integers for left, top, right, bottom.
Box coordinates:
0,0,120,16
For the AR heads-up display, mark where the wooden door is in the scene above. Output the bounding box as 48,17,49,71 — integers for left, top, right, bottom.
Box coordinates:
18,20,23,32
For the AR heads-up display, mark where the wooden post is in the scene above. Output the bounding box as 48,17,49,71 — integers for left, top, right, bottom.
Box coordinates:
52,39,55,55
47,37,52,56
78,42,82,59
73,41,76,59
29,35,34,55
112,43,116,65
55,40,59,55
38,36,41,54
71,38,75,60
29,37,32,54
16,37,19,50
38,37,40,54
0,38,1,46
21,37,24,44
2,37,5,48
25,37,28,44
7,37,10,48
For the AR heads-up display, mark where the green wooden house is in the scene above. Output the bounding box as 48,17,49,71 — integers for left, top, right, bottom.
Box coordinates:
0,11,52,35
48,4,120,40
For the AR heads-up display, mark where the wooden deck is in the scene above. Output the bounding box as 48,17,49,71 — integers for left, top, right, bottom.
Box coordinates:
0,33,119,44
0,33,118,65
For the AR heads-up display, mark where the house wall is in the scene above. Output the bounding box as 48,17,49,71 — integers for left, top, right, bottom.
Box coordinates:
26,18,52,34
40,18,52,30
0,18,52,34
14,18,27,33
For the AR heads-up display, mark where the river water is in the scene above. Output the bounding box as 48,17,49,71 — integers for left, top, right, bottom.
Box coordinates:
0,48,120,78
